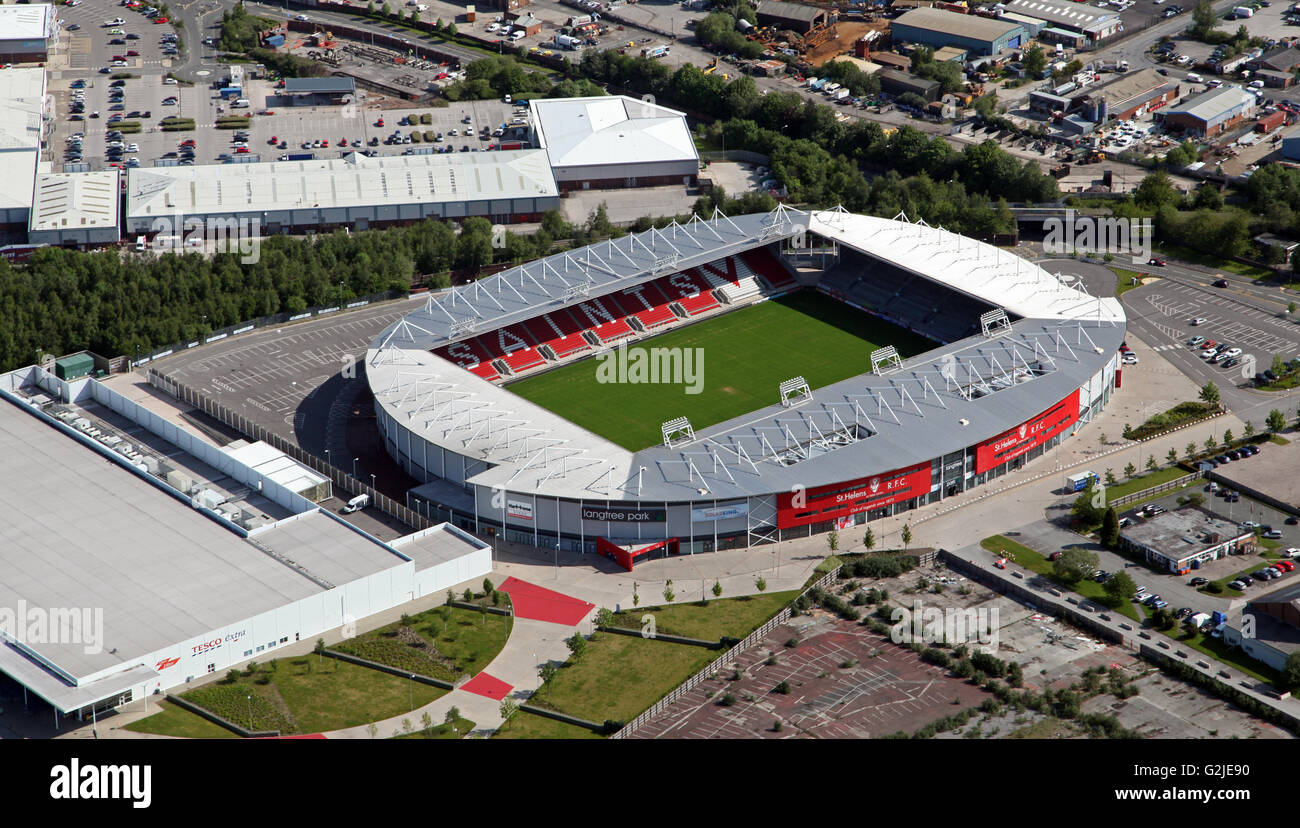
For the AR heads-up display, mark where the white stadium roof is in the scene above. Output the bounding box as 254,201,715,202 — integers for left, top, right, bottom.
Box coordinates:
530,95,698,170
368,208,1125,503
126,149,557,220
29,170,121,233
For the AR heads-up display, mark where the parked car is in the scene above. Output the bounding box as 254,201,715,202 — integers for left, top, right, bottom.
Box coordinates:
1190,576,1208,586
1213,278,1229,287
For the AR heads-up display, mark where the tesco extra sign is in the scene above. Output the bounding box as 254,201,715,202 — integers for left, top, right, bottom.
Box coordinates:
191,630,247,657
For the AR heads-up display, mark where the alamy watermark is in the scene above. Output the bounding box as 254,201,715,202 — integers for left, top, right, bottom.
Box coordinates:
0,601,104,655
149,212,261,264
595,341,705,395
1043,210,1153,264
890,600,999,649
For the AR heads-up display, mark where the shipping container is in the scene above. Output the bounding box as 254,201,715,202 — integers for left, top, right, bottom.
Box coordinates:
55,353,95,381
1065,471,1098,492
1256,110,1286,132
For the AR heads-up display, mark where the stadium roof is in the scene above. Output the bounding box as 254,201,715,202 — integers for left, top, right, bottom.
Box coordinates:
28,170,122,233
0,3,56,41
126,150,557,219
0,67,45,215
0,394,406,712
369,208,1125,503
893,8,1023,41
530,95,698,171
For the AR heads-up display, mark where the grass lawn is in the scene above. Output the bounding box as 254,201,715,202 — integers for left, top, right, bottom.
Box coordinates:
1112,266,1148,298
182,657,447,734
609,590,797,640
1270,434,1292,445
1150,624,1281,687
492,712,604,739
1101,465,1193,502
506,290,937,450
333,604,511,680
980,535,1138,622
1203,554,1282,597
1151,241,1276,280
529,632,716,723
392,717,476,739
123,700,240,739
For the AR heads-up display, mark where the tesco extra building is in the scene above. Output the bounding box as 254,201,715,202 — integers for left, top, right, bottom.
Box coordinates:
366,208,1126,562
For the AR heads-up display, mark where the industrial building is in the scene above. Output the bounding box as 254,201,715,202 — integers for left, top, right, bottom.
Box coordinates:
891,7,1025,56
27,171,122,247
0,3,58,63
755,0,832,34
1222,582,1300,671
0,67,46,230
530,95,699,191
1252,45,1300,73
1159,85,1258,137
1077,68,1179,121
0,364,491,725
879,70,943,102
1117,508,1255,573
1002,0,1122,45
124,150,560,235
222,441,332,503
280,76,357,105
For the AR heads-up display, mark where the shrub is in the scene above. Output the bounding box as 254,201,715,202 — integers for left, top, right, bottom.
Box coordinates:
774,680,791,695
718,693,738,707
785,637,799,648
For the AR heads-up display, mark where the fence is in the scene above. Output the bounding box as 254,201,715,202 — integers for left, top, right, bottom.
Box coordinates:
610,565,843,739
1107,470,1202,509
132,288,408,369
699,150,771,166
164,693,280,738
147,370,433,532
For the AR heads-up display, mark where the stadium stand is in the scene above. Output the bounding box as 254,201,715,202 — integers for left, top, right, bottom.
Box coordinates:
741,248,797,292
436,337,502,381
618,281,679,330
570,295,638,345
660,270,721,317
698,255,764,303
522,311,593,360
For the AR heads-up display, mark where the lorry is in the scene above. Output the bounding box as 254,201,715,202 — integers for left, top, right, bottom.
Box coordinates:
553,33,582,50
567,13,592,26
833,88,850,102
641,43,669,58
341,493,370,514
1232,4,1254,15
1066,471,1098,492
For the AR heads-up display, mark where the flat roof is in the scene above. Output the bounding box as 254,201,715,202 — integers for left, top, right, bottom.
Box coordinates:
755,0,827,23
1083,68,1178,112
894,8,1023,42
389,523,491,572
0,67,45,214
1004,0,1117,29
223,441,328,496
1120,508,1251,559
29,170,122,233
531,95,698,171
0,3,56,42
0,393,405,704
284,77,356,94
126,150,557,220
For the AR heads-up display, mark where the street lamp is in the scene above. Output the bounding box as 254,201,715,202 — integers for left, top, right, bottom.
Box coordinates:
554,542,560,576
409,674,414,711
325,448,331,467
247,694,252,728
371,472,376,490
352,457,359,478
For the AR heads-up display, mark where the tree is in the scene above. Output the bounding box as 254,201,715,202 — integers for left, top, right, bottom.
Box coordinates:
1101,507,1120,548
1272,353,1288,376
1284,651,1300,691
1192,0,1218,37
1134,170,1180,211
1199,381,1221,408
1244,421,1255,438
1204,437,1217,454
712,579,723,599
863,527,875,552
1223,428,1234,446
1192,182,1223,210
901,523,913,550
1186,442,1197,460
1053,548,1099,584
1072,483,1105,527
1267,408,1287,433
755,575,768,592
1104,469,1118,486
444,706,461,725
663,579,675,603
1023,45,1046,78
827,530,839,552
565,632,587,660
499,696,519,723
539,662,558,683
483,577,494,595
632,582,640,607
594,606,615,627
1146,455,1158,471
1124,461,1137,479
1105,571,1136,604
381,1,392,16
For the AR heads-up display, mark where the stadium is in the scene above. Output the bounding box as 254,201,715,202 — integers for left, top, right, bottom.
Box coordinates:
367,207,1126,565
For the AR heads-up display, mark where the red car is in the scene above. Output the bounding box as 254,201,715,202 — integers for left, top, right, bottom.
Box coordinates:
180,139,196,147
127,50,140,56
269,135,278,144
235,147,250,153
339,138,348,147
322,139,329,147
153,16,168,23
375,117,384,127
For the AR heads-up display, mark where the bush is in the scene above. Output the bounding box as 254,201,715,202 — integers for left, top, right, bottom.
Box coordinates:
774,680,791,695
785,637,799,648
718,692,738,707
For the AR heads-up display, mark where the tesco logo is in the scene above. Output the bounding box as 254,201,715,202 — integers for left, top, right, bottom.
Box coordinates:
191,638,222,656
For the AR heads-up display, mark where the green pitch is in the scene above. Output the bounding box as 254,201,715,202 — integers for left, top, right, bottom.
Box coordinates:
506,290,937,451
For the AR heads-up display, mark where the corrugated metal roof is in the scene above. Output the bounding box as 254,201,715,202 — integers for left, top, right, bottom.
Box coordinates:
29,170,121,231
531,95,697,171
756,0,828,23
1166,84,1256,124
284,77,357,94
894,7,1022,41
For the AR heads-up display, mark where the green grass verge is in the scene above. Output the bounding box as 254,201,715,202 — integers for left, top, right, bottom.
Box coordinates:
1112,266,1148,298
609,590,797,640
507,291,936,450
980,535,1138,622
492,712,604,739
1270,434,1292,445
529,633,716,723
123,700,240,738
181,656,447,734
392,716,475,738
1148,621,1281,686
1102,465,1193,502
1151,241,1276,280
1124,401,1216,441
332,605,511,680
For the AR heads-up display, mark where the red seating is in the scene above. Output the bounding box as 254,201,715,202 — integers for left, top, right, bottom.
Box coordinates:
661,270,720,316
436,338,499,380
520,312,590,359
500,347,546,373
742,248,795,290
698,255,741,287
571,296,636,343
618,281,678,329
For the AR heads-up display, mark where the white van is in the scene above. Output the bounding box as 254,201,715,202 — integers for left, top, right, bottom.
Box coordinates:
134,235,147,252
231,98,251,108
342,493,370,514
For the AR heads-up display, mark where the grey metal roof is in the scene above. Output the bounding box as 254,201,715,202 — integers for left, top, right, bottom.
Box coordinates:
284,77,357,94
1165,85,1256,125
893,7,1023,41
756,0,828,24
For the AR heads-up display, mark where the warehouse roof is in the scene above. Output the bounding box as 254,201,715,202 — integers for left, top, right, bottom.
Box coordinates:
222,441,328,498
1120,508,1250,558
893,7,1023,41
284,77,356,94
531,95,697,170
28,170,121,233
126,149,557,219
0,3,56,41
0,67,45,214
1082,68,1177,111
1165,84,1256,124
1004,0,1116,29
755,0,828,23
